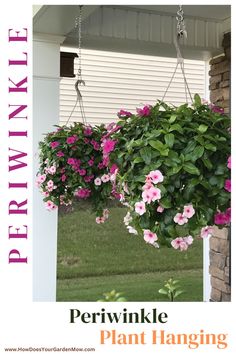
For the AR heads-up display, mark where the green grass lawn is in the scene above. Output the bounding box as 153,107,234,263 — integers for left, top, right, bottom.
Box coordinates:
57,204,203,302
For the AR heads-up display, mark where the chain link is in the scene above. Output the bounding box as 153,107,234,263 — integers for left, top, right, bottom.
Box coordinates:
176,5,187,38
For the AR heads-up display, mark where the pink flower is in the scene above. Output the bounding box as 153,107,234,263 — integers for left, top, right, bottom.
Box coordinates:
135,201,146,215
183,205,195,218
36,174,46,184
142,190,152,204
110,164,118,174
84,126,93,136
214,211,230,225
94,177,102,186
84,138,90,144
142,182,152,191
50,141,59,149
173,213,188,225
224,179,231,192
96,216,105,224
91,140,100,151
184,235,193,245
101,174,110,183
149,186,161,202
78,169,86,176
143,229,158,244
102,156,110,167
209,104,224,114
42,191,49,197
84,175,94,183
47,180,54,188
227,156,231,169
61,174,67,182
136,105,151,117
148,170,164,184
49,166,56,174
45,200,57,210
56,151,64,157
66,136,77,144
75,188,91,199
67,158,76,165
157,206,164,213
171,237,188,251
98,162,104,169
201,226,214,238
117,109,132,118
103,139,117,154
88,159,94,167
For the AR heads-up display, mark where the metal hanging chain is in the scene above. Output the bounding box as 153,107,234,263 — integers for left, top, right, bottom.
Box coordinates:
162,5,193,104
66,5,87,125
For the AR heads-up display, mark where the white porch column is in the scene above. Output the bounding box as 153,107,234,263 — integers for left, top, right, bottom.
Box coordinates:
203,237,211,301
33,33,65,301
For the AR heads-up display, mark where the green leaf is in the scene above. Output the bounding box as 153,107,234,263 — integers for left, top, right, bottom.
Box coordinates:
160,197,172,208
174,290,184,298
167,165,182,176
205,143,217,152
164,133,175,148
183,162,200,175
148,140,169,156
169,114,177,123
198,124,208,133
194,93,202,107
202,158,213,170
169,124,183,133
140,147,152,164
149,140,164,151
192,146,204,160
133,157,143,164
158,288,168,295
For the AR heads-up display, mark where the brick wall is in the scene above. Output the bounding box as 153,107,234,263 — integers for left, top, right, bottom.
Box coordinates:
209,32,230,114
209,32,231,302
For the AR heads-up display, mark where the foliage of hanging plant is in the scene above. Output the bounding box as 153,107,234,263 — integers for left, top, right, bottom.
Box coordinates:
105,94,231,250
36,122,116,221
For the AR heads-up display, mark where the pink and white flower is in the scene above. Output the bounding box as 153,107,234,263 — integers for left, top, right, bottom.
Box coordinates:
183,205,195,218
36,174,46,184
45,200,57,211
101,174,110,183
49,166,56,174
143,229,158,244
201,226,214,238
149,186,161,202
173,213,188,225
171,237,187,251
184,235,193,245
96,216,105,224
135,201,146,215
47,180,54,188
94,177,102,186
142,190,152,204
148,170,164,184
157,206,164,213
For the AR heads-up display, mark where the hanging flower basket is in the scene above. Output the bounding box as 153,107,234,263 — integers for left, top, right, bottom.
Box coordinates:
37,94,231,251
36,122,115,221
104,94,231,250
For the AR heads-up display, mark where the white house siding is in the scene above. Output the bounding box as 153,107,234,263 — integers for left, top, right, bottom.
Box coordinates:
60,48,207,126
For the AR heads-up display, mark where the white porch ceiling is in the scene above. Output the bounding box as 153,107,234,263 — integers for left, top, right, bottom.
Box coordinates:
33,5,231,60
